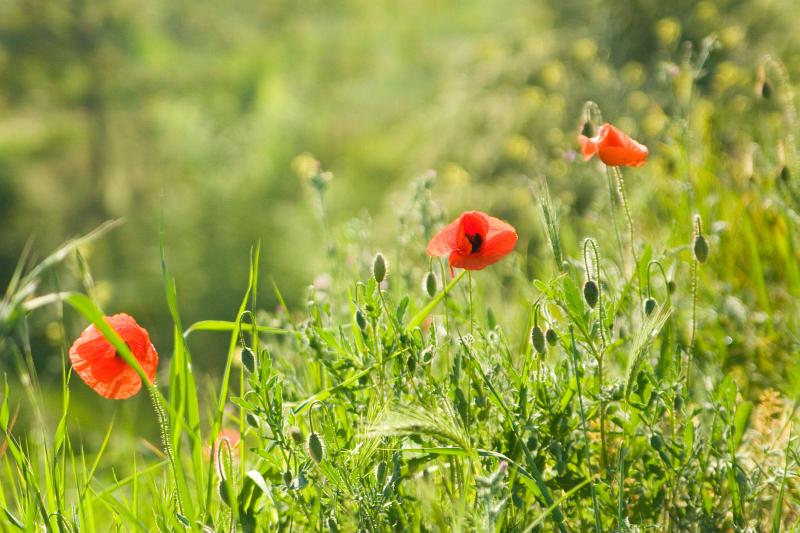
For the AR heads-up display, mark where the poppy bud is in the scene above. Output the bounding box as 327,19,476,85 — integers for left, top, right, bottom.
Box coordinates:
583,280,599,308
421,347,433,364
282,469,293,486
376,460,388,486
355,309,367,332
693,235,709,263
674,394,684,410
644,298,657,316
288,425,305,446
530,326,546,355
779,165,791,182
580,121,595,138
241,347,256,374
407,353,417,374
667,280,677,294
526,434,538,450
424,271,438,297
306,432,325,464
758,79,773,99
372,253,387,283
218,478,233,507
245,412,260,428
650,433,664,451
545,328,558,346
327,517,339,533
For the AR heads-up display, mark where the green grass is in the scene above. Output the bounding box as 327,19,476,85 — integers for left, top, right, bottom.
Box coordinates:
4,40,800,533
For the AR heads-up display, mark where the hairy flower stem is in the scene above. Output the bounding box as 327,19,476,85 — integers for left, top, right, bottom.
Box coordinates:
688,257,698,393
568,326,602,533
583,238,607,470
612,166,641,299
148,386,184,515
605,167,626,272
468,271,474,337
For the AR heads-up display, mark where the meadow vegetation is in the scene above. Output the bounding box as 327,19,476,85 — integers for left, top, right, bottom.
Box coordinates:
3,0,800,531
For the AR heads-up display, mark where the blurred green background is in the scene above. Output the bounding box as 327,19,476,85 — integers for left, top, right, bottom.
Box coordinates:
2,0,800,371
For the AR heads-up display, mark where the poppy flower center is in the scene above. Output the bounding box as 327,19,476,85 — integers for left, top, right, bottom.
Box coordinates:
466,233,483,253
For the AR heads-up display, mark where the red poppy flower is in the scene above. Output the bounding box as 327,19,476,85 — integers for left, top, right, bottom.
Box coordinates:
578,123,648,167
69,313,158,399
427,211,517,274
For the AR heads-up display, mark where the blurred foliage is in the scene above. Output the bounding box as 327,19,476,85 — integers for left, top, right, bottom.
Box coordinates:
2,0,800,370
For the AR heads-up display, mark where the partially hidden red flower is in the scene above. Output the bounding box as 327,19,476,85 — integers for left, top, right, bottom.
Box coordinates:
69,313,158,400
578,123,648,167
427,211,518,275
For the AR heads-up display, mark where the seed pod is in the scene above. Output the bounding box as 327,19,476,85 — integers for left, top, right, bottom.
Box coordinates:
693,235,709,263
376,460,388,486
424,271,437,297
581,121,595,138
241,347,256,373
545,328,558,346
583,280,599,309
644,298,657,316
288,425,305,446
372,253,387,283
530,326,546,355
306,432,325,464
245,412,260,428
355,309,367,332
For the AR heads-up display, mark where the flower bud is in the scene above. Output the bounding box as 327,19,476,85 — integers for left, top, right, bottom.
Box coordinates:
288,425,305,446
241,347,256,374
306,432,326,464
407,353,417,374
218,478,232,507
372,253,387,283
644,298,657,316
780,165,791,182
757,79,773,99
245,412,260,428
530,326,546,355
424,271,438,297
282,469,293,486
583,280,599,308
421,347,433,364
376,460,388,486
650,433,664,451
545,328,558,346
355,309,367,332
327,516,339,533
693,235,709,263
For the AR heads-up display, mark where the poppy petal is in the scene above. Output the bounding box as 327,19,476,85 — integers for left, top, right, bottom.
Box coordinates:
578,135,598,161
426,218,460,257
69,313,158,400
455,211,490,254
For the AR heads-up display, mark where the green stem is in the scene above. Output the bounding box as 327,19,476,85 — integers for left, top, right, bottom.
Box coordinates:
612,166,641,300
568,326,602,533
